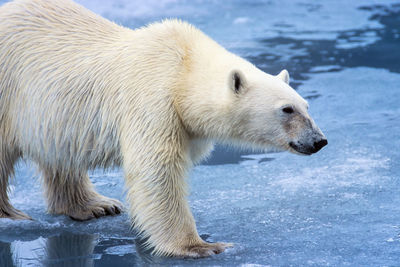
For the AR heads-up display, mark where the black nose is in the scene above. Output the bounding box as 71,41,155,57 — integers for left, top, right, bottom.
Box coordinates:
313,139,328,152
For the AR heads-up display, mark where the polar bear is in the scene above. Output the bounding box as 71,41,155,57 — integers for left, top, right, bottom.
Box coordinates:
0,0,327,258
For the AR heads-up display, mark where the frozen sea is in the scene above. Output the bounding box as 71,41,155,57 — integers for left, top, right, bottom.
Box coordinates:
1,0,400,266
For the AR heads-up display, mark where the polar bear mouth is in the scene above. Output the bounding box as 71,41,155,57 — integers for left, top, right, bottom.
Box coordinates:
289,142,313,155
289,139,328,155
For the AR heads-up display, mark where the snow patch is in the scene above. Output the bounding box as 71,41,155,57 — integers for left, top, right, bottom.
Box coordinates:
271,153,390,193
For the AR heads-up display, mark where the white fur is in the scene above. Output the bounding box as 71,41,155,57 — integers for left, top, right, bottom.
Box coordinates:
0,0,312,257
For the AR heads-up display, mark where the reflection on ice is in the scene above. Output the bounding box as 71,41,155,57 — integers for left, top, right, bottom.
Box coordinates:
1,234,99,267
103,244,134,256
1,233,163,266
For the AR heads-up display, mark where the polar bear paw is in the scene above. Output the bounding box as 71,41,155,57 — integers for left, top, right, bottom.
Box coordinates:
68,195,123,221
183,242,233,258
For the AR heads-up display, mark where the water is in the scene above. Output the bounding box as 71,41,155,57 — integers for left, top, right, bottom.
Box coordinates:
1,0,400,266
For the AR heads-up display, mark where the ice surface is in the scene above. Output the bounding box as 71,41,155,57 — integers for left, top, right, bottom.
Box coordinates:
73,0,399,45
1,0,400,266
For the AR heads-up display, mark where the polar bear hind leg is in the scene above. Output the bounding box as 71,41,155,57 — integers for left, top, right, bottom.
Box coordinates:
0,145,31,220
42,168,123,221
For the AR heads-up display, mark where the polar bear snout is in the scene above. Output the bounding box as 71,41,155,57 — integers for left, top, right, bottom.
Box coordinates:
313,138,328,152
289,134,328,155
281,104,327,155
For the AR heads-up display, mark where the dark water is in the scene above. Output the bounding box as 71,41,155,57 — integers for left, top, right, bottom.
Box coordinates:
1,0,400,266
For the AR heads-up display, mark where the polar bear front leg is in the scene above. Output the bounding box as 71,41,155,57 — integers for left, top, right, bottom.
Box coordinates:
124,145,231,258
42,169,123,221
125,172,231,258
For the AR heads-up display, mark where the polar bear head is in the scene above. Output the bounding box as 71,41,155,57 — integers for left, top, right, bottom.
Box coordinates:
177,27,327,155
225,67,327,155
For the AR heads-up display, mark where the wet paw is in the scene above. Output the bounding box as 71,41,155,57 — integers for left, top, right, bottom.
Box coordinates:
68,196,123,221
0,206,32,220
184,242,233,258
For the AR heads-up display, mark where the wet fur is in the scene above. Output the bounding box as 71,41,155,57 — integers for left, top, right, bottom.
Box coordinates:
0,0,221,257
0,0,316,258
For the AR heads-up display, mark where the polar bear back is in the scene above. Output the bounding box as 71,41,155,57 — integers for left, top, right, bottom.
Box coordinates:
0,0,192,171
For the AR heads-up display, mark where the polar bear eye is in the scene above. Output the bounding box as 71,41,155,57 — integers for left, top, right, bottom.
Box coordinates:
233,72,241,93
282,106,294,114
230,70,247,94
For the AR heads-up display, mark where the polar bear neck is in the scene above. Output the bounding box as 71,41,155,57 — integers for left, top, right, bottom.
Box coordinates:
121,19,242,141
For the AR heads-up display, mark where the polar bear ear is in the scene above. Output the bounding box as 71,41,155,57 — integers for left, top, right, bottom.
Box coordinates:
277,69,290,84
230,70,247,94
